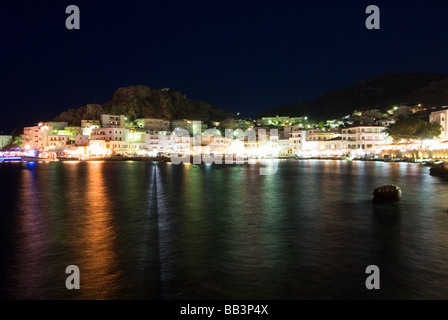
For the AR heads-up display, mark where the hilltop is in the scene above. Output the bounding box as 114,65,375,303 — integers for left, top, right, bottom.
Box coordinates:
53,85,236,125
260,72,448,120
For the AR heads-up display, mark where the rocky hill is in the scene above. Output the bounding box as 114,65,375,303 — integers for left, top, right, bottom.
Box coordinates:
260,72,448,120
54,85,236,125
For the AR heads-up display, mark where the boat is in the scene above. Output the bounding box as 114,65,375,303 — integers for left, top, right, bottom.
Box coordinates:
0,156,22,162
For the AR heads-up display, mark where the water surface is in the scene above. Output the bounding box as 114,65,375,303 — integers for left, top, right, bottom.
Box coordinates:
0,160,447,299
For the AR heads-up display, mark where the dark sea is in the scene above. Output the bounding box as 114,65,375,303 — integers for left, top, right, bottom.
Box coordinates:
1,159,448,300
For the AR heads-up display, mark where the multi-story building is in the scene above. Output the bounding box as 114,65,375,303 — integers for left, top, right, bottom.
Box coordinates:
323,137,343,151
135,118,171,131
91,127,129,142
81,120,100,137
140,133,175,153
159,133,175,153
48,135,71,147
106,141,132,155
278,139,292,155
55,126,82,142
128,129,147,143
281,125,303,139
200,131,228,154
171,128,191,154
22,126,39,148
23,122,68,151
100,114,125,128
75,135,90,146
340,125,386,151
289,130,306,152
306,129,337,142
430,109,448,141
142,134,162,152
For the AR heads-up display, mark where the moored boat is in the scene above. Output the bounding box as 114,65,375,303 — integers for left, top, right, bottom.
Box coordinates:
0,156,22,162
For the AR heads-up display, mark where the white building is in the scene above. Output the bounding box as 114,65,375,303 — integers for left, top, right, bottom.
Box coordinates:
142,134,160,151
75,135,90,146
306,129,337,142
171,128,191,154
289,130,306,151
106,141,132,155
430,109,448,141
23,122,68,151
128,129,147,143
340,125,386,151
81,120,100,137
281,125,302,139
323,137,343,151
135,118,171,131
278,139,292,155
100,114,125,128
141,133,174,153
91,127,129,142
48,135,70,147
158,133,175,153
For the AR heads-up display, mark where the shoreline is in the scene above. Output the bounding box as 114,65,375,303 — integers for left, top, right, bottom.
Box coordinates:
3,154,443,167
19,156,441,166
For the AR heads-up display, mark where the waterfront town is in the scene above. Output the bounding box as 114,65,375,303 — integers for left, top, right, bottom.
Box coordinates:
1,104,448,162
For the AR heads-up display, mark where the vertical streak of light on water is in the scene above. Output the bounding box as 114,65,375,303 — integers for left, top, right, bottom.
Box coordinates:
154,163,173,299
146,163,171,299
145,164,160,298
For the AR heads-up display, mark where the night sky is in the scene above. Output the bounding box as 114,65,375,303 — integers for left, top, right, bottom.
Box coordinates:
2,0,448,134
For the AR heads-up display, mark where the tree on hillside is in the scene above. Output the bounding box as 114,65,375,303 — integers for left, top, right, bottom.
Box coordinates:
415,121,442,140
386,117,441,142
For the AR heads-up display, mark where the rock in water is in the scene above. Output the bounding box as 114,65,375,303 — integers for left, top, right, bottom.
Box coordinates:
373,185,401,203
429,162,448,176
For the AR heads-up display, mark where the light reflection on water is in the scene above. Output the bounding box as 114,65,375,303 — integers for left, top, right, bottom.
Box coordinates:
0,160,448,299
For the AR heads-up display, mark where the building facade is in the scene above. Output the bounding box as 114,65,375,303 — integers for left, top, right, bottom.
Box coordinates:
135,118,171,131
23,122,68,151
91,128,129,142
100,114,125,128
430,109,448,141
340,125,386,151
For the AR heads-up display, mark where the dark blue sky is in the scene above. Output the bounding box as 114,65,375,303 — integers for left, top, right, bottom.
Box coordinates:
1,0,448,133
